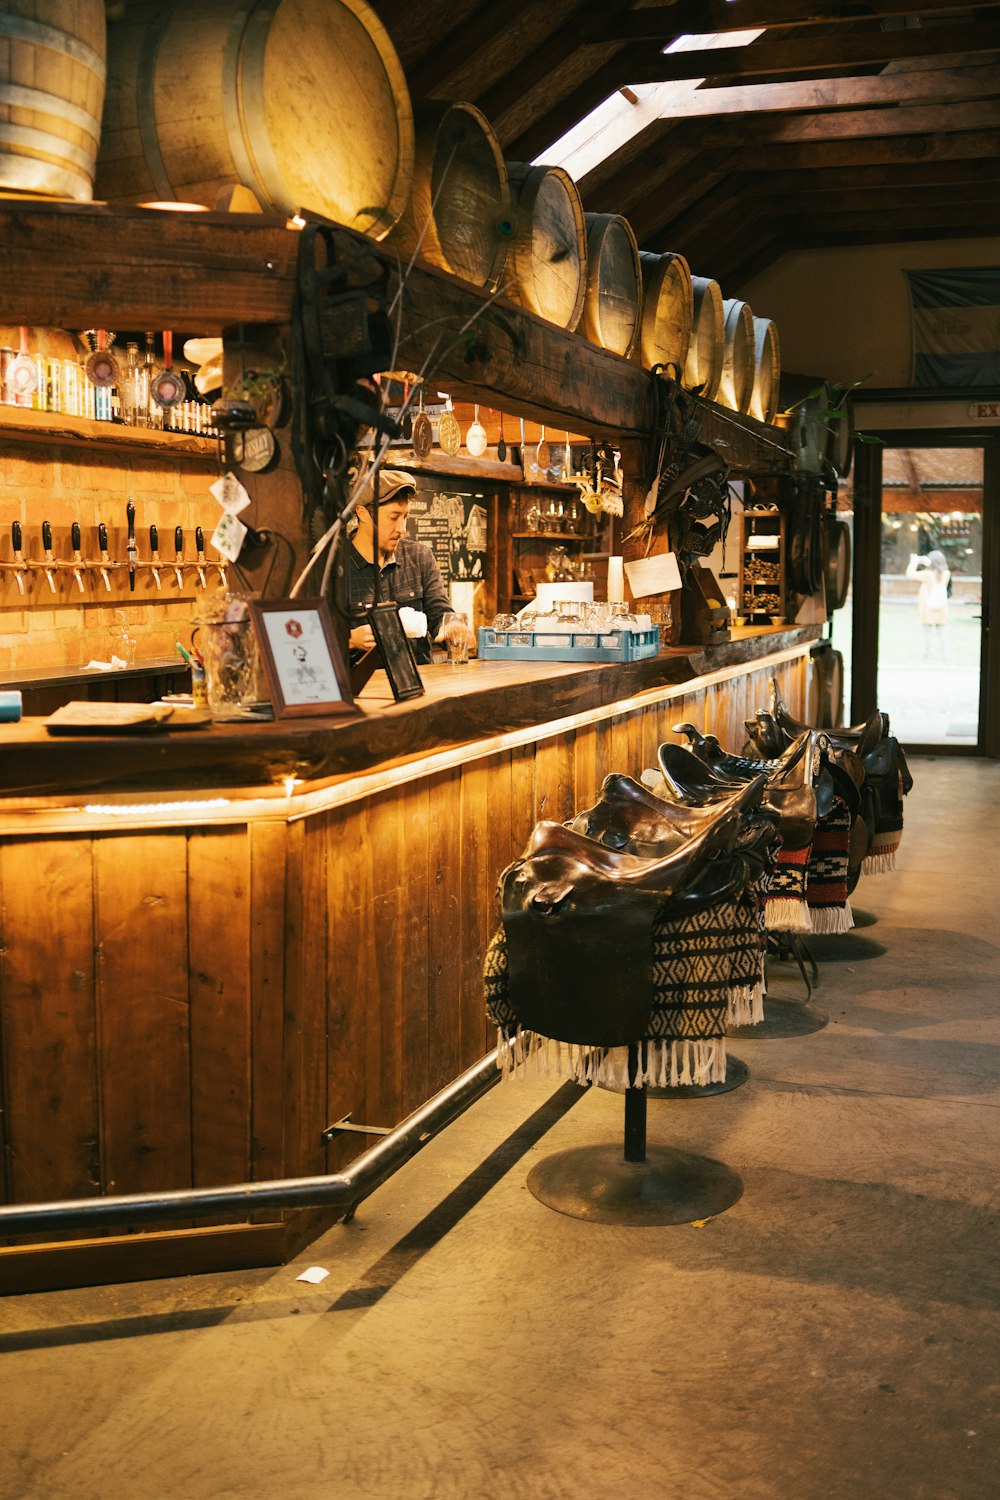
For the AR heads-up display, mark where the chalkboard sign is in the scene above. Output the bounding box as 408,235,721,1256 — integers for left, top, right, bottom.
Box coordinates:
404,475,488,586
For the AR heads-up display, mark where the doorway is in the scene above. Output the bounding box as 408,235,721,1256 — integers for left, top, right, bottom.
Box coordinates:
836,433,996,754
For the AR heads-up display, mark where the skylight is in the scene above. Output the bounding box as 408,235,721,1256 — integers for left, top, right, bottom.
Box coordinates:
534,28,764,179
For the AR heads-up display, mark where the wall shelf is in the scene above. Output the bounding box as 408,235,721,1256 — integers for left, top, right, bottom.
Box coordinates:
0,405,218,461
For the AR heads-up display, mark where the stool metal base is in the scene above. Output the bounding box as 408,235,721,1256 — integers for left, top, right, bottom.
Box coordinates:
728,996,828,1039
527,1143,744,1225
597,1054,750,1100
851,907,878,929
806,932,887,962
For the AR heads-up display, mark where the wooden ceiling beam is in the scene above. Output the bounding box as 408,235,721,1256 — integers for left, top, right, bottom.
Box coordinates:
472,10,629,134
588,0,984,41
774,207,1000,235
632,22,1000,83
405,0,543,98
728,128,1000,170
749,180,1000,215
736,158,1000,195
702,96,1000,143
795,222,1000,249
629,173,745,248
622,62,1000,115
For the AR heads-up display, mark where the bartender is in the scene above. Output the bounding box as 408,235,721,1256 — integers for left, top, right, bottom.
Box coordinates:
347,469,475,664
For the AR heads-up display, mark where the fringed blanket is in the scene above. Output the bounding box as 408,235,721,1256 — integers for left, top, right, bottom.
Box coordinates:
806,794,855,934
765,843,812,932
485,879,768,1089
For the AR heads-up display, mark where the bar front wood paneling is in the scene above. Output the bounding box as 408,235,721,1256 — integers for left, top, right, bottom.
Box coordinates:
0,639,814,1292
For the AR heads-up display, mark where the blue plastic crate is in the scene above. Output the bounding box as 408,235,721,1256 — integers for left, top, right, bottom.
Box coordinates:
477,625,660,663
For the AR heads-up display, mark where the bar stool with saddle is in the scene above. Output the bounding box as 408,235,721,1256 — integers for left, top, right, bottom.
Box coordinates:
484,777,774,1225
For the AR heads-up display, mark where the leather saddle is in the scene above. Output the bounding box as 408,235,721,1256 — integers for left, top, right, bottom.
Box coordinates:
500,778,766,1048
660,730,823,851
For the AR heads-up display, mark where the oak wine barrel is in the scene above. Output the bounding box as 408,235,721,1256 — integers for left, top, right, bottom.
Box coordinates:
807,642,845,729
636,250,692,373
504,162,587,331
684,275,724,401
748,316,781,425
826,397,855,478
823,515,852,614
582,213,641,357
0,0,106,201
718,297,755,413
778,375,829,476
95,0,414,239
387,101,512,289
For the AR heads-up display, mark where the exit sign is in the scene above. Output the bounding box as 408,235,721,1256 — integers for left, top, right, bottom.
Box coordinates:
967,401,1000,419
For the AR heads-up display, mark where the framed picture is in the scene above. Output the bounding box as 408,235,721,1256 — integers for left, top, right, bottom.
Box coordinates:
249,597,356,718
367,602,425,702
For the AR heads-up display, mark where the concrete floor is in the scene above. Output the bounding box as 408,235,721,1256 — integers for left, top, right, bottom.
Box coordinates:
2,756,999,1500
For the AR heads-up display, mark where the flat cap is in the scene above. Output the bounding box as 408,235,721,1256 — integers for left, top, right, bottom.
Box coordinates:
374,469,418,504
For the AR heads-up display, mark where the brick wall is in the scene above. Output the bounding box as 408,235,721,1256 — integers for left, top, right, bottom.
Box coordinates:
0,441,225,672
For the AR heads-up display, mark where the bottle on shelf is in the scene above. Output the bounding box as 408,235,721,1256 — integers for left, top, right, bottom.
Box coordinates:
143,332,162,430
119,340,153,428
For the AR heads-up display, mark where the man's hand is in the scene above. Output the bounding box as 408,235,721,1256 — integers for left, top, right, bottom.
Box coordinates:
349,624,376,652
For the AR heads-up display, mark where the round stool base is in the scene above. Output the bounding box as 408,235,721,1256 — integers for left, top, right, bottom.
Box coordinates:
526,1143,743,1225
851,907,878,928
807,932,886,962
728,997,828,1039
597,1055,750,1099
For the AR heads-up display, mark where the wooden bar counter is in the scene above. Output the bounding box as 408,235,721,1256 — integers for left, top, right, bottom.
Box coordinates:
0,628,817,1292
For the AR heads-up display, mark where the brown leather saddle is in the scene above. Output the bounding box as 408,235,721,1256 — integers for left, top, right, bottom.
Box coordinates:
765,678,913,872
661,729,823,852
500,777,766,1048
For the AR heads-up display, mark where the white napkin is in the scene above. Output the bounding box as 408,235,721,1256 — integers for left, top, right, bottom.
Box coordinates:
398,607,427,639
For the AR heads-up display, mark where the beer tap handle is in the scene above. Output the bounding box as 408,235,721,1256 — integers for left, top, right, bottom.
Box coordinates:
41,521,57,592
126,498,137,592
71,522,85,592
148,524,161,590
7,521,25,594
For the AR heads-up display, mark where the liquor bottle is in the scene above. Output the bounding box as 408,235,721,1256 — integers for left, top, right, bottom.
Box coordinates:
143,332,161,429
119,342,142,425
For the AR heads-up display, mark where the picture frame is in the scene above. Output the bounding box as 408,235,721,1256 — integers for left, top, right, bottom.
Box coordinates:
249,597,356,719
367,602,425,702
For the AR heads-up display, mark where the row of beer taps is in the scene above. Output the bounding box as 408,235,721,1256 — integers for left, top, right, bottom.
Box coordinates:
0,500,227,595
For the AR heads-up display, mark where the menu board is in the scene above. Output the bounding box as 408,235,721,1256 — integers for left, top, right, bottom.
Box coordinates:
404,476,488,586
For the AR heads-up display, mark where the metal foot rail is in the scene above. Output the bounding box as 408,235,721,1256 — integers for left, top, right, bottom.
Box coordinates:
0,1049,501,1236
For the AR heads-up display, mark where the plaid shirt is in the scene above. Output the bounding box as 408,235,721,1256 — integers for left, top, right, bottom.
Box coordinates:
348,538,453,661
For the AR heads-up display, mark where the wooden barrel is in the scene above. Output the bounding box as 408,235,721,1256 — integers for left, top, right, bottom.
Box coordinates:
0,0,106,201
807,642,845,729
778,375,829,475
823,515,852,613
748,316,781,425
718,298,755,413
636,250,692,374
826,396,854,478
387,102,512,290
96,0,414,239
504,163,587,331
684,275,724,401
582,213,641,357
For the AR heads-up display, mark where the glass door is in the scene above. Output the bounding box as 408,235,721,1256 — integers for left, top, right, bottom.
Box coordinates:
835,438,989,750
877,446,983,747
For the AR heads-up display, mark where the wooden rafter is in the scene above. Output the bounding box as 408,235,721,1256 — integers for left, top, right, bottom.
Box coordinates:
634,22,1000,83
586,0,984,42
